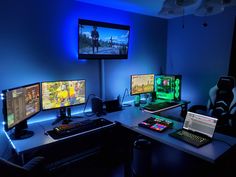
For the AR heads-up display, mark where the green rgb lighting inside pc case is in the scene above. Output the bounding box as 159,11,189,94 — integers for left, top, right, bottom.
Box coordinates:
155,75,181,101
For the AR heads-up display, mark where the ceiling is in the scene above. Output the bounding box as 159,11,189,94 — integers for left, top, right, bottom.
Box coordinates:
77,0,236,18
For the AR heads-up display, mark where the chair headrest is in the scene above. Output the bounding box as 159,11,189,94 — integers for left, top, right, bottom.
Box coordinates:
217,76,235,90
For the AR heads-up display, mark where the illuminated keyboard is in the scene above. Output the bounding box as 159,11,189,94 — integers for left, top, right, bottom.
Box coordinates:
143,102,180,112
48,118,115,139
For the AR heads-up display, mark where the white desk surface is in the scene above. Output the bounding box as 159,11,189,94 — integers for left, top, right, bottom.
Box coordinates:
8,106,236,163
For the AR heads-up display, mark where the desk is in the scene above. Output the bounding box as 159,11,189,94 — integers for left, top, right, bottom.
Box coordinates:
104,106,236,163
8,117,116,165
7,106,236,166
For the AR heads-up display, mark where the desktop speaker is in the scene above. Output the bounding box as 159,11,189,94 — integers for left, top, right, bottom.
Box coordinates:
91,97,104,116
104,99,122,113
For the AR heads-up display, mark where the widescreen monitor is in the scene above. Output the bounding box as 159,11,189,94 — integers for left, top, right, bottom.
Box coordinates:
41,80,86,111
79,19,130,59
2,83,40,139
131,74,155,95
155,75,182,101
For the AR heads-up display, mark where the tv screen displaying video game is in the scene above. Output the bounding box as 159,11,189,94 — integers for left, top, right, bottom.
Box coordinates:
41,80,85,110
131,74,155,95
79,19,130,59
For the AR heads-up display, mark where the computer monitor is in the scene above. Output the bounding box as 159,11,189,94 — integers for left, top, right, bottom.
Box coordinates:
155,75,182,101
130,74,155,95
41,80,86,122
2,83,40,140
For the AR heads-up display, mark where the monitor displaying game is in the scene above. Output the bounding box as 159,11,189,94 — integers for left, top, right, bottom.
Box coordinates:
2,83,40,139
131,74,155,95
155,75,182,101
79,19,130,59
41,80,85,110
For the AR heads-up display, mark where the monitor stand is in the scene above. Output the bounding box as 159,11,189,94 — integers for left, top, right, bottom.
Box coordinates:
134,94,148,106
10,121,34,140
140,100,147,104
64,107,83,123
52,108,68,125
10,130,34,140
61,118,72,124
51,107,83,125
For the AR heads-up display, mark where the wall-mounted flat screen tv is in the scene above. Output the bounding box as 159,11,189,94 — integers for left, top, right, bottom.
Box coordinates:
78,19,130,59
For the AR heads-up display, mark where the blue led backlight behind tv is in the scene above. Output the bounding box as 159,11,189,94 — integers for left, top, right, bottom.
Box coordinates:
79,19,130,59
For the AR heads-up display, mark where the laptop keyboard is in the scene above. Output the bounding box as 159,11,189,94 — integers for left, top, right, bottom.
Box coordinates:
169,129,210,147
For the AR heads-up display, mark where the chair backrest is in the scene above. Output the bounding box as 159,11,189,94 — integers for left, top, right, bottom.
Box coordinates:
208,76,235,123
229,87,236,115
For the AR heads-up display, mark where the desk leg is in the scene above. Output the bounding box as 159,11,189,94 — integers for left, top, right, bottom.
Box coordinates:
20,154,25,165
123,132,141,177
124,140,133,177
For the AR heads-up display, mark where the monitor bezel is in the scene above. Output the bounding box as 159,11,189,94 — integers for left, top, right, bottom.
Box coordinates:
154,74,182,101
78,19,130,60
41,79,86,111
130,74,155,96
2,82,41,131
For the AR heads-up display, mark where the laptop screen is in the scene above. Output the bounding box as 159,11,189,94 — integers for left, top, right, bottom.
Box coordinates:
183,112,218,138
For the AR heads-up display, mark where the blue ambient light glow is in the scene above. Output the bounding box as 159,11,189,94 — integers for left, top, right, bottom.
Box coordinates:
1,93,4,100
3,130,16,150
28,108,92,124
62,1,133,61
